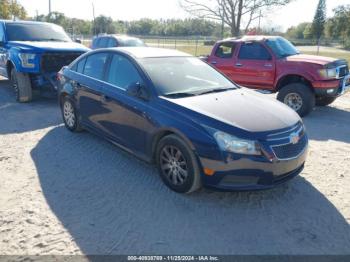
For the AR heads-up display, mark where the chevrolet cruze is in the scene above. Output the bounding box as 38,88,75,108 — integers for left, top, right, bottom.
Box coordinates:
57,47,308,194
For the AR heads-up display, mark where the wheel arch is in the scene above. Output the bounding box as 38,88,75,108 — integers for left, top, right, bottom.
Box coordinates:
150,128,196,163
276,74,314,93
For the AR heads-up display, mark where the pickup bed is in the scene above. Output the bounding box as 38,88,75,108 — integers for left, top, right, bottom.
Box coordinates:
205,36,350,116
0,20,90,102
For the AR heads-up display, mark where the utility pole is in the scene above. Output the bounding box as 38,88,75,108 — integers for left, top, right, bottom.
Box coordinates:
258,10,262,34
49,0,52,15
92,2,96,36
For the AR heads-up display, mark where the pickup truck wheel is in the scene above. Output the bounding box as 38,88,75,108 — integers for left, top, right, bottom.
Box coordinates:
10,69,33,103
315,97,337,107
156,135,202,194
277,83,315,117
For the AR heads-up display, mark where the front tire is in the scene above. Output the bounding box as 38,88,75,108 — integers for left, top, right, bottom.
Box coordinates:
315,96,337,106
11,68,32,103
277,83,315,117
156,135,202,194
61,97,83,132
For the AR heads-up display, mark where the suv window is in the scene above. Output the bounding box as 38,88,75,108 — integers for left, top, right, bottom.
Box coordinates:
106,54,142,90
98,37,109,48
107,38,117,47
92,38,100,49
83,53,109,80
238,42,272,60
215,42,236,58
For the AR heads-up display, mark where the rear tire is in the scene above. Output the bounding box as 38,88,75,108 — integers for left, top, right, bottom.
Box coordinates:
156,135,202,194
11,68,32,103
315,96,337,107
61,96,83,132
277,83,315,117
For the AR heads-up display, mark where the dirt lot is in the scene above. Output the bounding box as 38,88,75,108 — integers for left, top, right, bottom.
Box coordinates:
0,79,349,255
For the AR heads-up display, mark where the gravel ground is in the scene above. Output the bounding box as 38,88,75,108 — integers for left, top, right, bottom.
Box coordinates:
0,79,349,255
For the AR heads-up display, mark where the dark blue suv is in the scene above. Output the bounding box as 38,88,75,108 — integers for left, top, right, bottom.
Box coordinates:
57,47,308,194
0,20,89,102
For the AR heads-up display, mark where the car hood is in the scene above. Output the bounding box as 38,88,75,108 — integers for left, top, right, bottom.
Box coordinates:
286,54,337,66
7,41,90,53
163,89,300,133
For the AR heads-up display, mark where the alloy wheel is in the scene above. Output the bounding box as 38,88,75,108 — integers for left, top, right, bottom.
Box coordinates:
63,100,76,128
284,92,303,111
160,145,188,186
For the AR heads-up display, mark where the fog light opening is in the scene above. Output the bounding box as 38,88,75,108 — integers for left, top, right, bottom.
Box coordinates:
204,168,215,176
327,89,335,94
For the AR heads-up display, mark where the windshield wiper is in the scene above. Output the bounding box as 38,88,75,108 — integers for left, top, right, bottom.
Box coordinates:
164,92,197,98
196,87,236,96
36,39,69,42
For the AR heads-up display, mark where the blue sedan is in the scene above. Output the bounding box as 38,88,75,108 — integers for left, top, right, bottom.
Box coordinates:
57,47,308,193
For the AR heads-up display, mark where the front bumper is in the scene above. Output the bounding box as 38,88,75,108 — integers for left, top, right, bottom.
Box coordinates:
314,74,350,97
198,124,308,191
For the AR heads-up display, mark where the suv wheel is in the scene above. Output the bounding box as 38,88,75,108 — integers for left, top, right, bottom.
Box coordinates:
277,83,315,117
11,68,33,103
61,97,83,132
315,96,337,107
156,135,202,194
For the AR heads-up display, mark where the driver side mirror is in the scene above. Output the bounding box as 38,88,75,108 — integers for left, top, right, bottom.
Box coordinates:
127,82,150,101
74,38,82,44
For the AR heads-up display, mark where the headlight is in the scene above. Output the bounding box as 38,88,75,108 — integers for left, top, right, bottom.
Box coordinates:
214,131,261,156
318,68,337,79
18,53,36,68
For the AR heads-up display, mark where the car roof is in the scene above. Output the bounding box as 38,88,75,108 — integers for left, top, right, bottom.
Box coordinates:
110,47,192,59
0,20,57,26
219,35,281,43
95,34,141,40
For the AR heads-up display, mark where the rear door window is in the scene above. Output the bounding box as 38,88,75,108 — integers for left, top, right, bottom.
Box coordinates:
106,54,142,90
215,42,236,58
83,52,109,80
238,42,272,60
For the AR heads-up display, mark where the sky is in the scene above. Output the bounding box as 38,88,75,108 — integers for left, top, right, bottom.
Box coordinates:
17,0,350,32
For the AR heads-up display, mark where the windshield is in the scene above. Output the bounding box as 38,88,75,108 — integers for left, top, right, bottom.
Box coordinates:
266,37,299,58
120,39,146,47
139,57,237,97
6,23,71,42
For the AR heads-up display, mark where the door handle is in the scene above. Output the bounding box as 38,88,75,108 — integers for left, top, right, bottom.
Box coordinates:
264,64,273,67
211,61,217,65
235,63,243,67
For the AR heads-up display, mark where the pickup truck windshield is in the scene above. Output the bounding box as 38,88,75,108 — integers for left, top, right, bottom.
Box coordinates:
6,23,71,42
266,37,299,58
139,57,237,97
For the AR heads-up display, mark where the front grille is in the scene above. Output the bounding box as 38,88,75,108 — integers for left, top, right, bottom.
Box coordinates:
272,135,307,160
338,66,349,78
41,52,83,73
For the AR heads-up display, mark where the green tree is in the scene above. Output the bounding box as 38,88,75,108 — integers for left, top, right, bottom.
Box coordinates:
0,0,26,19
311,0,326,53
286,23,310,39
93,15,116,34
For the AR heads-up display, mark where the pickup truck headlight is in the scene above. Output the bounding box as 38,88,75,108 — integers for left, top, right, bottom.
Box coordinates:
318,68,337,79
18,53,36,68
214,131,261,155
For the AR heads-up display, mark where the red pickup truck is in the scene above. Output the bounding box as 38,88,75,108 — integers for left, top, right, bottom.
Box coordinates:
206,36,350,116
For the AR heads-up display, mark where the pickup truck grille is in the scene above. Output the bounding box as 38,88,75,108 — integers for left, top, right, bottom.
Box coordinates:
338,65,349,78
271,135,308,160
41,52,84,73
